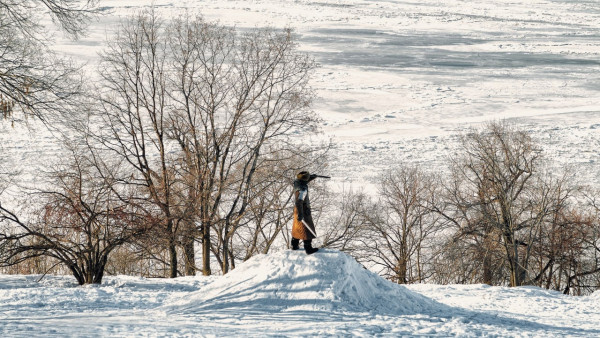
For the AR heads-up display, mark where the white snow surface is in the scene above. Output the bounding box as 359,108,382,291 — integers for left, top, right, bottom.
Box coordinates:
3,0,600,192
2,0,600,336
166,249,441,315
1,250,600,336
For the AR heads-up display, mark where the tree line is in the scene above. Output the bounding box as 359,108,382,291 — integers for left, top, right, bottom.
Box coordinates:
1,2,599,295
321,122,600,296
1,6,324,284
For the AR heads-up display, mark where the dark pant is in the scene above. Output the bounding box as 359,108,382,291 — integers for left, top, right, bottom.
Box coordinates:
291,237,300,249
291,237,314,252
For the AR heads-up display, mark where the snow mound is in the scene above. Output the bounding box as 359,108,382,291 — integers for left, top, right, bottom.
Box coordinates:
167,249,442,315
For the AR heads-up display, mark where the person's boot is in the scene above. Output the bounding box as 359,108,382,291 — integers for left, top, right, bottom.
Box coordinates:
304,240,319,255
291,238,300,250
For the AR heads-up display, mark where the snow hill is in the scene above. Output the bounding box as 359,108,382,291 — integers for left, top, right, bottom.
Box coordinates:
166,249,442,316
1,249,600,336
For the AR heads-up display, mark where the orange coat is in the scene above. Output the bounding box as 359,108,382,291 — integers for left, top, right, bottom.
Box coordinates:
291,181,316,241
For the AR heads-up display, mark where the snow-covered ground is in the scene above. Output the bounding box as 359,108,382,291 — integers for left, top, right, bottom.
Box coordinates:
3,0,600,190
2,0,600,335
1,250,599,336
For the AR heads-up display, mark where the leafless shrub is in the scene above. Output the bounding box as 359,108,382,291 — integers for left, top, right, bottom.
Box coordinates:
0,145,149,284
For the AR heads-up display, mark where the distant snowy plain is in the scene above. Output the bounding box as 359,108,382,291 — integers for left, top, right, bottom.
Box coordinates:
3,0,600,189
2,0,600,336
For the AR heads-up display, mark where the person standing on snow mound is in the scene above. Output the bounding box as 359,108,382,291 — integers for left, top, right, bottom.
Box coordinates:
291,171,320,255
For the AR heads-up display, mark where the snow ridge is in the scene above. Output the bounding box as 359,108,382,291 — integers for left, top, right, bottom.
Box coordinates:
166,249,442,316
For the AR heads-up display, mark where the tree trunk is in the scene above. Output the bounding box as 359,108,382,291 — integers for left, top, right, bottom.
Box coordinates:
229,245,235,270
502,223,523,287
183,234,196,276
169,238,178,278
395,257,407,284
482,253,492,285
69,265,85,285
167,220,178,278
545,264,554,290
222,234,229,274
507,241,523,287
482,232,493,285
202,223,212,276
416,242,422,283
92,258,107,284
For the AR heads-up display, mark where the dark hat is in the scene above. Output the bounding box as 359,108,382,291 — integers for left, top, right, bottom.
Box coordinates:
296,171,310,181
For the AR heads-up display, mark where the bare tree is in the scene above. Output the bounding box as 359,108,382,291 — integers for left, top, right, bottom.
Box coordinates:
319,188,368,255
0,0,97,123
166,15,319,275
0,145,148,285
359,165,440,284
91,11,320,277
1,1,98,276
95,10,184,278
436,121,566,287
550,189,600,295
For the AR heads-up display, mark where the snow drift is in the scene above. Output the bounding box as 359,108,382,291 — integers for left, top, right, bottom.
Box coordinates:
166,249,443,316
3,252,600,336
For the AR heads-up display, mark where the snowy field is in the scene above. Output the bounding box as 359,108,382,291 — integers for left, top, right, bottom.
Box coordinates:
2,0,600,336
67,0,600,186
3,0,600,189
1,250,600,337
